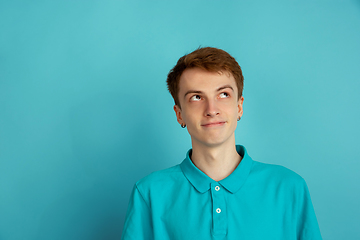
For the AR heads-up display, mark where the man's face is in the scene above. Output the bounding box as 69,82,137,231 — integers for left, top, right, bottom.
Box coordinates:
174,67,244,148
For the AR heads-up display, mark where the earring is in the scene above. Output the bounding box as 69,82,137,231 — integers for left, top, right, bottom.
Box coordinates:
237,116,241,121
181,124,186,128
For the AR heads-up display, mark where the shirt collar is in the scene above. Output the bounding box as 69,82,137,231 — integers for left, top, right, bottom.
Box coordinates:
180,145,253,194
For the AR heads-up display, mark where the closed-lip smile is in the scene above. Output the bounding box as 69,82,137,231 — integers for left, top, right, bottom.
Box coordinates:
201,121,226,127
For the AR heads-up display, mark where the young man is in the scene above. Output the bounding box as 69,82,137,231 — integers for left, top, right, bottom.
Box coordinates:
121,47,322,240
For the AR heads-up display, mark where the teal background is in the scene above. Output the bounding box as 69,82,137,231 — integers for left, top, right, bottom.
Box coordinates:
0,1,359,239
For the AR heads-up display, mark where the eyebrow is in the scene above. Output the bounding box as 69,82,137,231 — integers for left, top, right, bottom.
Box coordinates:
184,85,234,99
217,85,234,92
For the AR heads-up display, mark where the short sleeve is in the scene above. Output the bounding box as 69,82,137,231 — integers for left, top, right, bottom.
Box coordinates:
296,180,322,240
121,184,153,240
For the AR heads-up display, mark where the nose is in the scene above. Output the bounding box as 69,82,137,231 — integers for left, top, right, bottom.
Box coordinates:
205,99,220,117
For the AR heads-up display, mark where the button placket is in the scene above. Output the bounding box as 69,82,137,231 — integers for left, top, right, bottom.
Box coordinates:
210,183,227,236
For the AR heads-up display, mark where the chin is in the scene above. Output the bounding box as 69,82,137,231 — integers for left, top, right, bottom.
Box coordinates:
189,128,235,147
194,136,231,148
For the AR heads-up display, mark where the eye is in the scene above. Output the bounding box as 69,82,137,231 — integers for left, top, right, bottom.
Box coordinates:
190,95,201,101
219,92,230,98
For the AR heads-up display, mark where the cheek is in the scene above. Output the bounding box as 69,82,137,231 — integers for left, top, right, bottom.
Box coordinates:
180,111,192,125
184,115,197,126
222,102,238,114
182,105,201,120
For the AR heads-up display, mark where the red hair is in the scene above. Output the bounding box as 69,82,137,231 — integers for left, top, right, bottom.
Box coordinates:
167,47,244,107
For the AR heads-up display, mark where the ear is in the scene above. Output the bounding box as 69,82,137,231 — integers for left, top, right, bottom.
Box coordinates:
174,105,185,125
237,96,244,118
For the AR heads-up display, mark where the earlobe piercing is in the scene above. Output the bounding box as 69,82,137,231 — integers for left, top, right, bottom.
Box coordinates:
237,116,241,121
181,124,186,128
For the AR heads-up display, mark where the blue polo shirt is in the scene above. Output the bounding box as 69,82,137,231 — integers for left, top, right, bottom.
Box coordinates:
121,145,322,240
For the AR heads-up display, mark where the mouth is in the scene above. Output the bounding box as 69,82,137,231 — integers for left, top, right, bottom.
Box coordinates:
201,121,226,127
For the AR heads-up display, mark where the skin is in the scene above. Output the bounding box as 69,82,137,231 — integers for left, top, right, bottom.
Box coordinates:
174,67,244,181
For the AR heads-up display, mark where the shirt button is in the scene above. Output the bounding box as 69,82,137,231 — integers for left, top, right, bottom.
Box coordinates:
215,186,220,191
216,208,221,213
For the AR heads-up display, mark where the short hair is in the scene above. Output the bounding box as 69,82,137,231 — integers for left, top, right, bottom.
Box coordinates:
166,47,244,108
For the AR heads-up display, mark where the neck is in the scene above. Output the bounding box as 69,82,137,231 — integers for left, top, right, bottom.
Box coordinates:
190,138,242,181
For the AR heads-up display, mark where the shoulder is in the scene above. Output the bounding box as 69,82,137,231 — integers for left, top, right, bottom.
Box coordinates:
135,164,183,192
250,160,307,188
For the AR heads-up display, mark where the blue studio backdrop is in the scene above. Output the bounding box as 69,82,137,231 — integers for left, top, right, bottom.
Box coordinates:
1,1,360,239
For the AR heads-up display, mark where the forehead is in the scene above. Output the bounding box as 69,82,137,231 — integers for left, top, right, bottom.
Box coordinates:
179,68,236,92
